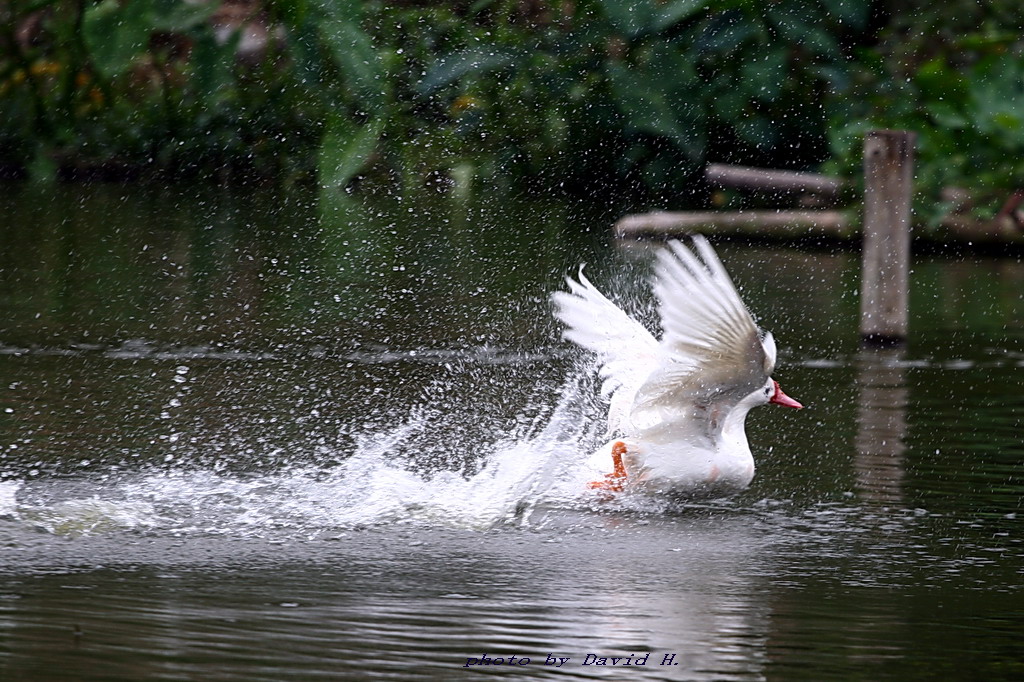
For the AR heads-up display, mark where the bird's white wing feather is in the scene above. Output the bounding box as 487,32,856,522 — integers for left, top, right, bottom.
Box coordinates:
551,267,659,435
633,237,774,421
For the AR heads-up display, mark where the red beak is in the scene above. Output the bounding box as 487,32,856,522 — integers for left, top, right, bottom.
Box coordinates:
769,380,803,409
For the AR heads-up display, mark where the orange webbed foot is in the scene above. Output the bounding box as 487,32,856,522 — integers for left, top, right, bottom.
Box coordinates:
587,441,628,493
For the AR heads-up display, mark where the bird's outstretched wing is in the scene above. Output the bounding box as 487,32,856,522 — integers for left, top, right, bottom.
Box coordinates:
632,236,776,424
551,267,659,435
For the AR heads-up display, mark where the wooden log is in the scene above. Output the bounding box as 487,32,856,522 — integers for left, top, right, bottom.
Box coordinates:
859,130,915,345
613,209,854,239
706,163,844,197
615,210,1024,244
941,214,1024,244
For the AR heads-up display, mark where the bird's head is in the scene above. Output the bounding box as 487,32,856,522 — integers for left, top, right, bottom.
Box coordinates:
760,378,802,409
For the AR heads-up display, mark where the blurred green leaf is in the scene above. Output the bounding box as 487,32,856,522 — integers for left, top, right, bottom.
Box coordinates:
969,56,1024,141
925,102,968,128
740,48,787,102
284,17,328,95
19,0,64,14
812,65,850,90
317,116,385,191
770,10,840,58
915,57,967,105
150,0,218,32
652,0,712,33
190,27,236,110
27,143,57,184
819,0,869,29
270,0,311,27
735,114,776,149
315,1,385,112
416,48,525,97
711,85,745,120
991,112,1022,130
693,12,755,56
467,0,500,15
598,0,657,38
82,0,153,78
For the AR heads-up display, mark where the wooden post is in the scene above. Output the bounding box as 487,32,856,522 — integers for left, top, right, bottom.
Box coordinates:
860,130,915,345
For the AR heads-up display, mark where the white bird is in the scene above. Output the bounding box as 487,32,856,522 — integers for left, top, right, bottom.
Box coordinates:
552,236,802,498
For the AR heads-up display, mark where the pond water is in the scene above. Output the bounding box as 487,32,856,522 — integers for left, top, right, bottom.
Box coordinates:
1,183,1022,681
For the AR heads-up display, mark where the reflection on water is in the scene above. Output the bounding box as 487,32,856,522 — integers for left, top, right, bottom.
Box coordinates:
854,348,908,504
1,515,776,681
1,183,1024,681
2,503,1021,681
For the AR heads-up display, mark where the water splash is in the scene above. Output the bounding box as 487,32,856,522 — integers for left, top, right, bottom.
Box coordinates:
0,479,19,518
3,365,622,538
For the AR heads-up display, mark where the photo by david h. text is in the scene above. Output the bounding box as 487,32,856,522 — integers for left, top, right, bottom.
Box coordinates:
464,653,681,668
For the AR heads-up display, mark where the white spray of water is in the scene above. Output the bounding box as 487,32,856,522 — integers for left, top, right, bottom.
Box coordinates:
4,366,636,537
0,479,20,518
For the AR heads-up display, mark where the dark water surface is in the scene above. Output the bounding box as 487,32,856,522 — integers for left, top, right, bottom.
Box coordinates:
1,183,1022,680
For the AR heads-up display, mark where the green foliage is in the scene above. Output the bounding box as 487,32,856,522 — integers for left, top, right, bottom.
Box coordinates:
318,115,385,192
4,0,1021,227
368,0,863,197
0,0,859,198
82,0,215,78
824,1,1024,222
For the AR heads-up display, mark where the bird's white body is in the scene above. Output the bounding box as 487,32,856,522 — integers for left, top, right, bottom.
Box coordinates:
583,390,760,498
552,237,801,499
